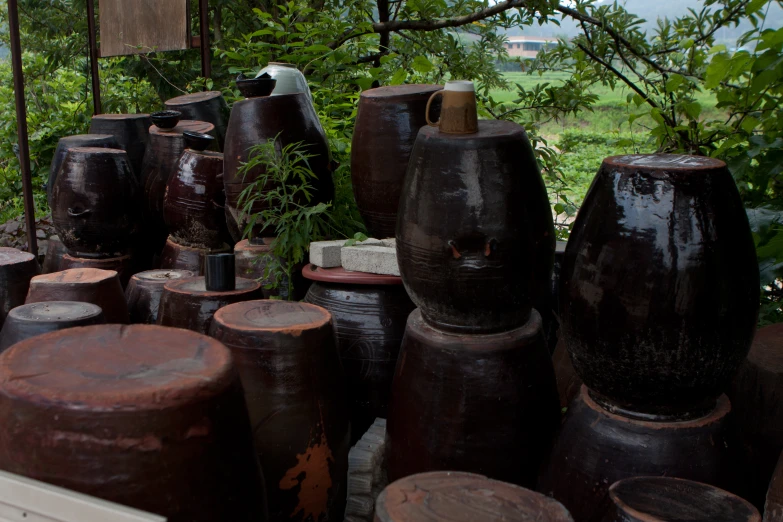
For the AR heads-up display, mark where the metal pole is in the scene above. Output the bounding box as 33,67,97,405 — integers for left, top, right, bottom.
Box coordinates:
199,0,211,82
86,0,102,114
7,0,38,257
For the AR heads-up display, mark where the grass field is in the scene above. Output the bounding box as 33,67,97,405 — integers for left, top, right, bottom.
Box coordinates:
489,71,719,135
490,71,719,221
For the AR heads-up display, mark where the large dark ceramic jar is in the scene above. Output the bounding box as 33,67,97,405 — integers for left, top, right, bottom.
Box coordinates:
164,149,227,248
48,134,119,208
386,308,560,488
538,386,736,522
209,300,350,522
351,84,441,238
397,120,555,333
165,91,230,151
302,264,415,442
89,113,152,179
157,276,263,334
0,301,105,352
51,147,140,258
0,248,40,330
0,325,267,522
561,154,760,419
140,120,215,251
223,92,334,241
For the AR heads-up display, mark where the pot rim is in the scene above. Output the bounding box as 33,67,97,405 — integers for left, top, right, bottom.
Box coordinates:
301,263,403,285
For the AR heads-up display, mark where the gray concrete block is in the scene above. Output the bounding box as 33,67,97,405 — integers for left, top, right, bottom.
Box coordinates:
309,240,345,268
381,238,395,247
341,245,399,276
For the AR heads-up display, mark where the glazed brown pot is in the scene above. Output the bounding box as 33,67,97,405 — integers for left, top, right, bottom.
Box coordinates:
598,477,759,522
223,92,334,241
165,91,230,151
351,84,441,238
302,264,415,442
52,147,140,258
164,149,228,248
26,268,129,324
561,154,760,419
728,323,783,509
397,121,555,334
157,276,263,334
375,471,573,522
125,269,195,324
386,308,559,488
0,248,40,330
159,236,231,275
53,148,138,257
537,386,736,522
60,253,134,289
89,113,152,178
47,134,119,208
140,121,215,251
0,324,268,522
42,235,67,274
209,300,350,522
0,301,105,352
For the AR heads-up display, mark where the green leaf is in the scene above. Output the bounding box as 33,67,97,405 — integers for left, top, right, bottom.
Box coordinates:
665,74,684,92
683,102,701,119
411,56,434,73
390,68,408,85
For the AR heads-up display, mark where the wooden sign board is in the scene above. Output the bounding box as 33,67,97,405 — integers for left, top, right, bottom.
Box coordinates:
0,470,166,521
99,0,190,57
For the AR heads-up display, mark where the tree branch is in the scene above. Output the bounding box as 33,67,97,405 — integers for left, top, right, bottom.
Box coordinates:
327,0,529,49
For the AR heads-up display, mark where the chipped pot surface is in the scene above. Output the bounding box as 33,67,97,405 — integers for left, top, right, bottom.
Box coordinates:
376,471,574,522
213,300,331,334
0,324,234,411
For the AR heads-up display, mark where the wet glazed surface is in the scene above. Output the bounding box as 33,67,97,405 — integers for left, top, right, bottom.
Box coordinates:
48,134,119,207
60,253,133,288
351,84,441,237
26,268,129,324
158,276,263,334
601,476,759,522
376,471,574,522
538,386,735,522
0,324,267,521
140,120,215,250
0,248,41,331
209,300,349,522
89,113,151,177
386,309,559,488
223,93,334,241
560,154,759,417
396,121,554,333
303,275,414,442
165,91,229,151
52,147,140,258
164,149,228,248
125,269,195,324
0,301,105,351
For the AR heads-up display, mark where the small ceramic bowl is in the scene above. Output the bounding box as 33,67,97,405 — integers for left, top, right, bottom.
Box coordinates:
151,110,182,129
236,78,277,98
183,131,215,151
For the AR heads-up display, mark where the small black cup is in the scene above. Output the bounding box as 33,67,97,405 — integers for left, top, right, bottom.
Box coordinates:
205,253,236,291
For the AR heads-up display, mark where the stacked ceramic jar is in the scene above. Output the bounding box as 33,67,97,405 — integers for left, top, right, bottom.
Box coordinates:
385,80,560,489
50,146,141,286
538,154,760,521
